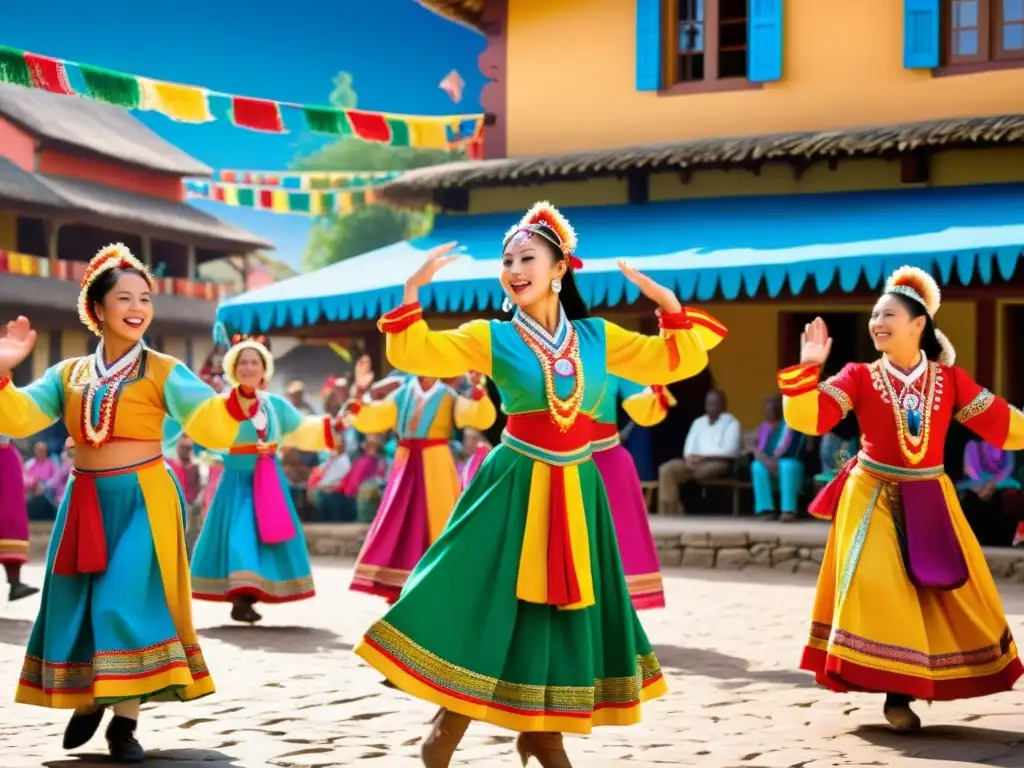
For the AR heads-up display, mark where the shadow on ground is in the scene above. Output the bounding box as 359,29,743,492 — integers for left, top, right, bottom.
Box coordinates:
652,643,814,688
199,625,352,654
45,748,243,767
0,617,33,645
854,724,1024,765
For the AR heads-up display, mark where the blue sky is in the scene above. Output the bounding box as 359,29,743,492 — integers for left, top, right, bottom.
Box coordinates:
2,0,484,268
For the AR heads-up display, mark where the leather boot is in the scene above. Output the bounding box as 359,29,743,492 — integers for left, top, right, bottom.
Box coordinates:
883,693,921,733
62,706,106,749
516,732,572,767
420,708,470,767
106,714,146,763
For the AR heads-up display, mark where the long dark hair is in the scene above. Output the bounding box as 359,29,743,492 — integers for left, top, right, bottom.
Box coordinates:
888,292,943,362
500,224,590,322
86,266,149,322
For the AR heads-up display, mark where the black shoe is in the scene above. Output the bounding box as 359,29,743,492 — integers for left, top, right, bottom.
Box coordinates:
106,715,145,763
62,706,106,749
379,678,398,689
8,582,39,601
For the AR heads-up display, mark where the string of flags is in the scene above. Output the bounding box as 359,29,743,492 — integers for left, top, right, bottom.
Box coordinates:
0,44,485,152
211,169,402,190
185,179,379,217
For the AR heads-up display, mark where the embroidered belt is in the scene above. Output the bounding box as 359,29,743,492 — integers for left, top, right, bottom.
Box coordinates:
229,442,279,455
53,456,163,577
812,451,966,591
591,421,620,453
504,412,595,610
398,438,449,449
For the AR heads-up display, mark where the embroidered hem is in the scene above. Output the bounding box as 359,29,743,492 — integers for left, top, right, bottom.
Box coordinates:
191,572,315,603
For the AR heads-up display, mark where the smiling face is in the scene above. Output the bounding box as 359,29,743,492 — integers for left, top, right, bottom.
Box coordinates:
94,271,153,344
500,231,567,312
233,348,267,389
869,294,925,356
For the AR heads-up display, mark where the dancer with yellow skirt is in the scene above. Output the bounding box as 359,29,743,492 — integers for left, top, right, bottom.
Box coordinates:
354,202,726,767
778,266,1023,733
0,245,252,763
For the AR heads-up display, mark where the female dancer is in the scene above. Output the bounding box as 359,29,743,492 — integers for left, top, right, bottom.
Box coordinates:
0,434,38,601
344,361,496,604
188,331,342,622
778,266,1022,732
0,244,251,762
594,376,693,610
354,202,726,767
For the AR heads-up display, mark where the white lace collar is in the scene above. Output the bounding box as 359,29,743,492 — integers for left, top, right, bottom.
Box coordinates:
883,353,928,387
94,340,145,380
512,304,572,356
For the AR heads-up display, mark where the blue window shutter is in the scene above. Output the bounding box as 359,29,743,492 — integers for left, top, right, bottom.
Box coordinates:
636,0,662,91
748,0,784,83
904,0,940,68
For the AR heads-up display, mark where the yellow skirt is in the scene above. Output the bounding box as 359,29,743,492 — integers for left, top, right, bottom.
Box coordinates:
802,464,1021,700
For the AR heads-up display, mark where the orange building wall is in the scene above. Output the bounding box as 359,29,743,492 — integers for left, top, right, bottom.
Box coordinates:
38,150,183,201
505,0,1024,155
0,116,37,171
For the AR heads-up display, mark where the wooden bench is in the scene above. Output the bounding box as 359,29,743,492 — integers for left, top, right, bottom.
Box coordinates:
695,477,753,517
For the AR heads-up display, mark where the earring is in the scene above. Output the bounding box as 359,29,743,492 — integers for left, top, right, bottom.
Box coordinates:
551,278,562,294
501,295,513,313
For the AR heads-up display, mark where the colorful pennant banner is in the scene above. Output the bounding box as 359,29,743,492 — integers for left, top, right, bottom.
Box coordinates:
211,170,403,190
185,180,379,217
0,44,485,152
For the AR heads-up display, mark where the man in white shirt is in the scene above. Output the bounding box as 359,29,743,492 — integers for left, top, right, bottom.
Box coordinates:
658,389,741,515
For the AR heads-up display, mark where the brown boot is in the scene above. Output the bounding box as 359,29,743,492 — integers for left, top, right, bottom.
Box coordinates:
420,708,470,767
515,732,572,767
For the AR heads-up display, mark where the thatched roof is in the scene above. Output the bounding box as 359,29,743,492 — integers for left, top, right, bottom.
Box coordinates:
415,0,485,32
0,82,212,177
377,113,1024,207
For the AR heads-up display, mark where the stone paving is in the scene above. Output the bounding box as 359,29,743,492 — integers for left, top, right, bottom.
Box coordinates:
1,561,1022,767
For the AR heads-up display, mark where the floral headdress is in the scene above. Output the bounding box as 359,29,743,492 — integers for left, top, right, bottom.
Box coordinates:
503,201,583,270
77,243,154,337
884,265,956,365
221,331,274,387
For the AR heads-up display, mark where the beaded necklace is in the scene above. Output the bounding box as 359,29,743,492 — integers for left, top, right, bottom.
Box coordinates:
78,341,145,449
872,356,940,466
512,307,585,432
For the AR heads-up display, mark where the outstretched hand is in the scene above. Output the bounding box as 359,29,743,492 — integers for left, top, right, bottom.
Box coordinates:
617,260,682,314
800,317,832,365
403,242,462,305
0,316,37,376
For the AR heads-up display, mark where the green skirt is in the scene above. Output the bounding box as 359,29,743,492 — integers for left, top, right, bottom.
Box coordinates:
354,444,667,734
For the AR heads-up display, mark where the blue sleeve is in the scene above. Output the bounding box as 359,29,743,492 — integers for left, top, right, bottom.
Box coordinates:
268,393,304,436
162,362,241,450
616,376,645,400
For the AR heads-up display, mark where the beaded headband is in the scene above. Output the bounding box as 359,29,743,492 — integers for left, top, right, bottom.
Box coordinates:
78,243,155,337
503,201,583,270
221,335,274,387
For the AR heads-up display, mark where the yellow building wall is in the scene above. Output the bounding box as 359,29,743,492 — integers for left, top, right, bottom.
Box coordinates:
192,338,214,373
163,337,187,365
0,212,16,251
31,330,49,380
62,330,90,360
506,0,1024,155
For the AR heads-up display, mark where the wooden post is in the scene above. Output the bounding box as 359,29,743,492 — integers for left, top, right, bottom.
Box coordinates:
44,220,61,264
186,244,197,280
140,235,153,268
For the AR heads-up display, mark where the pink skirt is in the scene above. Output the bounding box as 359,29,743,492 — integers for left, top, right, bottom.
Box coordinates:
0,443,29,564
593,443,665,610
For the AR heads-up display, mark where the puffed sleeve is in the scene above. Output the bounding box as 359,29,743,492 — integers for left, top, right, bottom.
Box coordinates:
163,363,246,450
269,393,335,452
378,302,492,378
345,395,399,435
777,362,860,437
619,378,676,427
453,378,497,431
950,366,1024,451
0,362,67,438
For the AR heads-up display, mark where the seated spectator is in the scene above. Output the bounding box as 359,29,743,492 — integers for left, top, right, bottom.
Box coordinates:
958,439,1022,547
24,440,59,521
308,440,355,522
813,432,859,485
280,446,313,519
48,437,74,505
657,389,740,515
750,395,805,522
343,433,389,522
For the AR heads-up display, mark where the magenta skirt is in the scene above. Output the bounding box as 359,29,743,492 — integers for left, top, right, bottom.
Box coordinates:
0,443,29,564
593,443,665,610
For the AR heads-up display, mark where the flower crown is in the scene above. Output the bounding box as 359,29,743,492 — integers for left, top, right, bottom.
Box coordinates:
221,334,275,387
77,243,155,337
503,201,583,270
884,265,940,317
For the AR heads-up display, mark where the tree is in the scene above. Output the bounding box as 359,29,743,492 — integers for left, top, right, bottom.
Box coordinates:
295,71,462,271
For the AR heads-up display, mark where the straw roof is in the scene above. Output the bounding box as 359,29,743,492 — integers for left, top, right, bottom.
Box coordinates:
376,113,1024,207
416,0,485,32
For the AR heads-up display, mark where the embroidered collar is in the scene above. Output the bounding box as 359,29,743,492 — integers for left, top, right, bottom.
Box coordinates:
411,376,442,399
94,340,145,380
512,305,572,356
882,353,928,387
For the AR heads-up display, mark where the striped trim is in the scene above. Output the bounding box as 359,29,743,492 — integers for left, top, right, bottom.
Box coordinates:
857,452,943,481
500,429,593,466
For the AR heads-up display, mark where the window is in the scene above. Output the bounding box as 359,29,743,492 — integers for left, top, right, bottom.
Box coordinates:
663,0,756,91
944,0,1024,67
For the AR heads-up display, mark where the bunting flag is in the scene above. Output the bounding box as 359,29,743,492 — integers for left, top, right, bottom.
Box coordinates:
211,169,402,189
185,180,379,216
0,44,486,151
439,69,465,104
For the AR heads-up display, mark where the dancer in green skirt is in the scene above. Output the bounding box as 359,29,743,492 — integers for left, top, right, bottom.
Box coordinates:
354,202,728,767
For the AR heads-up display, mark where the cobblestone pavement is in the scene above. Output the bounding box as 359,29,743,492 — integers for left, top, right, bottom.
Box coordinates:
1,561,1023,767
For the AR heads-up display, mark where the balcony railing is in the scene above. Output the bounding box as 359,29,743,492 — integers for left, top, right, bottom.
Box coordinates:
0,249,233,301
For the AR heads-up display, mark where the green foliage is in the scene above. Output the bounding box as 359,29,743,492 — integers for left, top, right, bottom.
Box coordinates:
296,71,458,272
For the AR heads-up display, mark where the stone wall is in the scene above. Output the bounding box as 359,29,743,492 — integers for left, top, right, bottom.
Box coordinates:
27,521,1024,583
